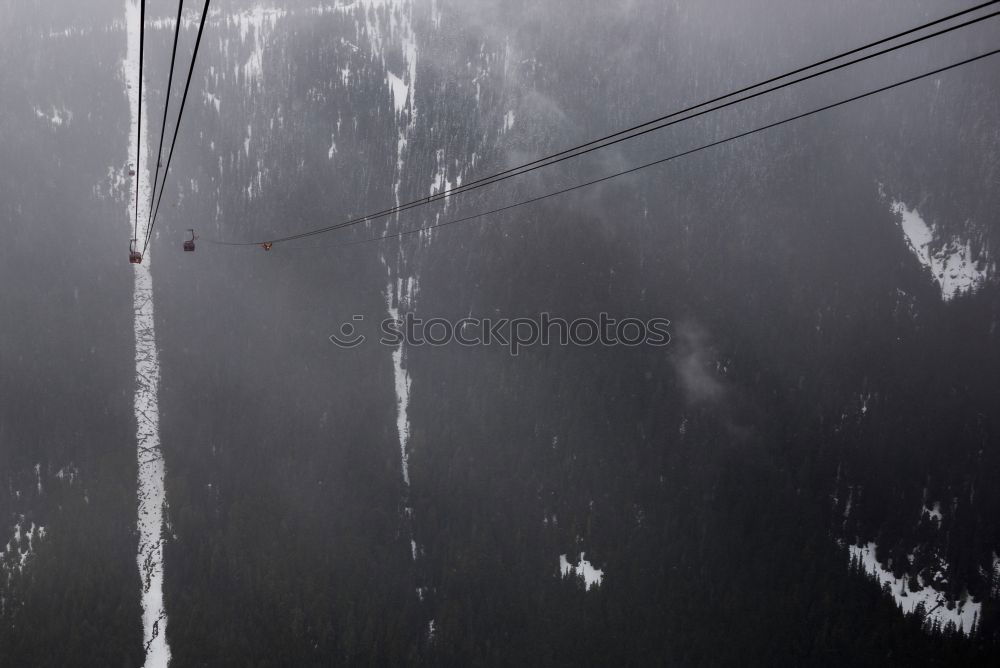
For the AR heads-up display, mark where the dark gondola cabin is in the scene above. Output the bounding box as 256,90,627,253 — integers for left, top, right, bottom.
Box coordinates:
183,229,196,252
129,240,142,264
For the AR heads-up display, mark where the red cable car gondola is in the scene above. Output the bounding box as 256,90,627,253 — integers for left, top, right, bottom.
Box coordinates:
129,239,142,264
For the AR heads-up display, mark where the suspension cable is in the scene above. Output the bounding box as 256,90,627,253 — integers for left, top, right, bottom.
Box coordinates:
132,0,146,246
268,48,1000,254
148,0,185,226
142,0,211,254
206,1,1000,247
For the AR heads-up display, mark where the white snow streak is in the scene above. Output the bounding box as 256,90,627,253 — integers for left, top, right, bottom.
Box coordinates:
219,0,425,569
125,1,170,665
347,0,422,565
350,0,427,572
385,290,412,488
502,109,515,132
387,71,409,116
430,0,441,29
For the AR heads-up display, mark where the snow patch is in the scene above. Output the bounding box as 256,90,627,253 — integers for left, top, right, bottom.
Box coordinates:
387,71,409,116
430,0,442,29
893,200,990,300
55,464,79,485
428,149,453,204
203,91,221,114
560,553,604,590
33,105,72,127
229,7,287,87
991,553,1000,599
850,542,979,634
0,518,45,581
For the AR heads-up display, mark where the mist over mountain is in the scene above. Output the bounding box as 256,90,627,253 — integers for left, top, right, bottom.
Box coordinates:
1,1,999,665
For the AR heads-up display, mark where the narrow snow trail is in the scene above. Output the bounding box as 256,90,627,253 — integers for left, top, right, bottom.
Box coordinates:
338,0,422,564
385,293,413,489
125,1,170,665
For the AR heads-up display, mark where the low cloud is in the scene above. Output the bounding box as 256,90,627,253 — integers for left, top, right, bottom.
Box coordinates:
672,320,724,404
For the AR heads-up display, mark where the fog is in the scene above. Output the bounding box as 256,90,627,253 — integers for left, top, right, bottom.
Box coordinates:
1,0,998,664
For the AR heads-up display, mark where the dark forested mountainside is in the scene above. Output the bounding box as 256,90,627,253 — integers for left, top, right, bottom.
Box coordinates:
0,1,144,664
1,0,999,665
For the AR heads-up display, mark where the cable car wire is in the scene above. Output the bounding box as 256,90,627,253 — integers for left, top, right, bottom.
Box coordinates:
205,1,1000,247
230,4,1000,245
132,0,146,246
142,0,211,254
267,47,1000,254
148,0,185,226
